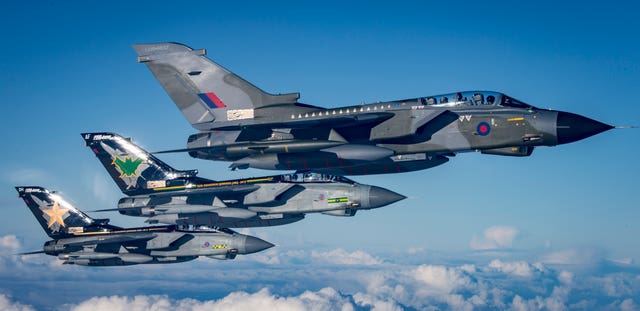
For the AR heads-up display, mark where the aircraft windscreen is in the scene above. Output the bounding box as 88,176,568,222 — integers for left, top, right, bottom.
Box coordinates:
216,227,237,235
422,91,535,109
422,91,502,107
189,226,237,234
500,95,533,109
283,172,356,184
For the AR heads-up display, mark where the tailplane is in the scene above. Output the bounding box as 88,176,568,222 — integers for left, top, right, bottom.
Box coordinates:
82,132,207,196
132,42,300,130
16,187,95,238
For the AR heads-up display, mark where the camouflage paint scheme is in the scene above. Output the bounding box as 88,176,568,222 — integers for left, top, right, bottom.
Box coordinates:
83,133,405,227
15,187,273,266
133,43,613,175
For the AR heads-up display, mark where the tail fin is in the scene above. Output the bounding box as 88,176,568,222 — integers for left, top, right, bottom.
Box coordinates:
82,132,202,196
15,187,95,238
132,42,300,130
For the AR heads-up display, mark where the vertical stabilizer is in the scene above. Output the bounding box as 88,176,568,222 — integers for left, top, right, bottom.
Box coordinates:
15,187,94,238
132,42,299,130
82,132,200,196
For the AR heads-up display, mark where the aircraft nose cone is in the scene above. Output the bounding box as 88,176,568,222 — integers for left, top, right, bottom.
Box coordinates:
556,111,613,145
243,236,275,254
368,186,406,208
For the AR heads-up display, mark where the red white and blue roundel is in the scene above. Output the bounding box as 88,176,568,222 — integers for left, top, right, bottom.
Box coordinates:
476,122,491,136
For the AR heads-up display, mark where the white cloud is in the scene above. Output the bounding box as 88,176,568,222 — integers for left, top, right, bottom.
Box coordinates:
459,264,476,274
352,293,402,311
0,236,22,269
602,275,635,297
0,244,639,311
69,288,357,311
470,226,519,250
511,295,537,311
412,265,473,295
0,235,20,253
487,259,543,278
311,248,381,265
71,295,171,311
362,271,399,297
0,294,35,311
558,270,574,285
510,285,573,311
619,299,638,311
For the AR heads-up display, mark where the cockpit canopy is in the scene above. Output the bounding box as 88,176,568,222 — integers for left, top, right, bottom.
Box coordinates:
421,91,535,109
188,226,238,234
280,171,356,184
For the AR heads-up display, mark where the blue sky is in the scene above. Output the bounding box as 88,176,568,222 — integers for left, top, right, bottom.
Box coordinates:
0,1,639,310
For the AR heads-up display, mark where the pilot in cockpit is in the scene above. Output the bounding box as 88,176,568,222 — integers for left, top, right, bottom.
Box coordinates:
486,95,496,105
454,92,467,102
472,93,484,105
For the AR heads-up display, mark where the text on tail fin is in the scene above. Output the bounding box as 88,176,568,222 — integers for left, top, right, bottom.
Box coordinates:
16,187,94,238
82,132,199,195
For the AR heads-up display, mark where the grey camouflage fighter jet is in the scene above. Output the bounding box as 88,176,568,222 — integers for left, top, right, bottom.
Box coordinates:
15,186,273,266
132,42,615,175
82,132,405,227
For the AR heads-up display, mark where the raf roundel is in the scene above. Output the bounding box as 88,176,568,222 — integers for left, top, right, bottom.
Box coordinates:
477,122,491,136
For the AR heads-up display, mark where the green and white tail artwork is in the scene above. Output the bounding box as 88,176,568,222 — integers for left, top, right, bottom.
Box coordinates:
82,132,202,196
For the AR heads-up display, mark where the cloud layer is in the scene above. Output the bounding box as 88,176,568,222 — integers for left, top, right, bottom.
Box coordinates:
69,288,360,311
1,234,639,311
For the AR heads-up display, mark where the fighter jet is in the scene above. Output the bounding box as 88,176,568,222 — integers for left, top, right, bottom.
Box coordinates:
132,42,614,175
15,186,273,266
82,132,405,227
